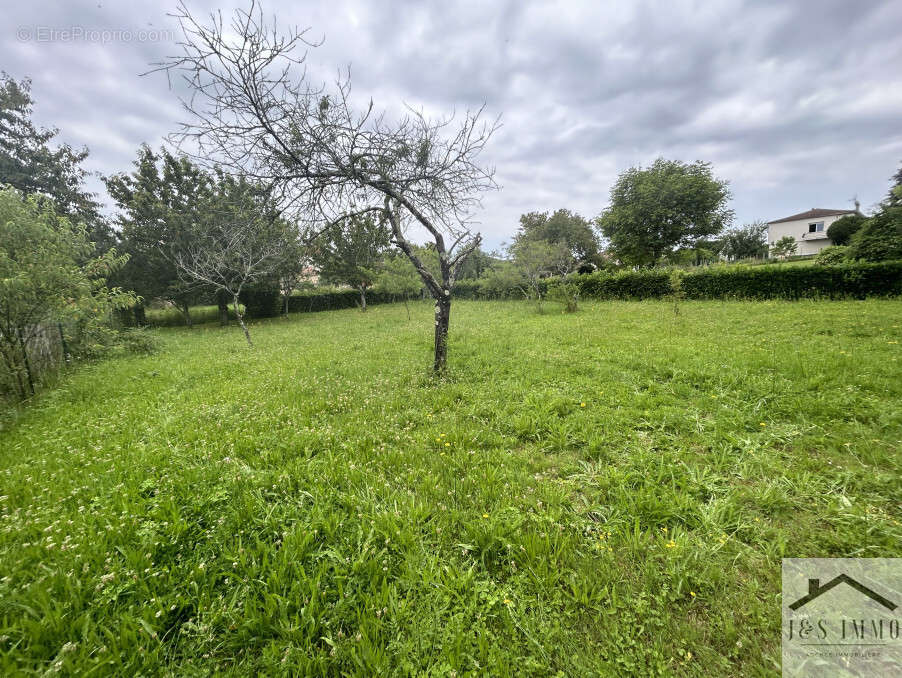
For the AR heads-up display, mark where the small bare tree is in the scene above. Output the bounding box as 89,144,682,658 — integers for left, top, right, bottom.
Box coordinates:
154,1,499,371
511,239,575,309
175,181,296,346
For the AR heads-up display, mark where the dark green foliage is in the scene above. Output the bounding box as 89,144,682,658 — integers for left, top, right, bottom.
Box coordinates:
104,146,212,312
286,289,396,312
575,270,674,299
826,214,867,246
680,262,902,299
312,214,390,310
0,75,101,226
887,161,902,208
847,208,902,262
239,284,282,319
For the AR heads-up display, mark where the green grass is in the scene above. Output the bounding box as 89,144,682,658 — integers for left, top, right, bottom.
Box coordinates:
1,300,900,676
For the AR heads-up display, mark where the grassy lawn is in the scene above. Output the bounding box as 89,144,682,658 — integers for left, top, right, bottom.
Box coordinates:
1,300,900,676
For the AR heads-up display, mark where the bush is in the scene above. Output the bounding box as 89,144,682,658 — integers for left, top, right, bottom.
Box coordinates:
847,208,902,262
115,328,160,355
826,214,867,246
815,246,849,266
547,281,580,312
680,261,902,300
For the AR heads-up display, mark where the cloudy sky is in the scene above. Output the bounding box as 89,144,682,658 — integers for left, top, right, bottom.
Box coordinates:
5,0,902,249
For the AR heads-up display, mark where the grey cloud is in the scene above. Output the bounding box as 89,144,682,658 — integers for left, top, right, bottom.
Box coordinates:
2,0,900,248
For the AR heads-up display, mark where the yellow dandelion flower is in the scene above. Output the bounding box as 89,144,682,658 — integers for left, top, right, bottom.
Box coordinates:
580,402,586,407
482,513,489,518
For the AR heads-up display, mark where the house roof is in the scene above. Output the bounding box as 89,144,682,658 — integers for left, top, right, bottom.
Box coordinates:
767,208,856,224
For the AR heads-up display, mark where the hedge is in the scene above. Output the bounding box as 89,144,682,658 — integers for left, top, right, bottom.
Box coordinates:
679,261,902,300
455,262,902,301
286,288,400,313
240,284,282,319
573,270,673,299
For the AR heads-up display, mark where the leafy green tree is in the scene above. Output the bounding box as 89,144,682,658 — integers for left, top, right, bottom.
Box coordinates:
514,209,600,268
716,221,768,260
314,214,391,311
0,188,135,398
826,214,867,246
0,73,114,251
770,235,798,259
847,208,902,262
887,162,902,208
104,146,214,325
597,158,733,267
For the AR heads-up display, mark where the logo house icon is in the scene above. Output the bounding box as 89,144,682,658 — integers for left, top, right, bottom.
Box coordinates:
789,574,897,612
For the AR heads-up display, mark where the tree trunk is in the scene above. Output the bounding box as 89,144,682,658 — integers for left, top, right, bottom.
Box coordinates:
233,294,253,347
433,295,451,372
134,303,147,327
180,302,193,328
359,285,367,312
217,292,229,326
16,328,35,396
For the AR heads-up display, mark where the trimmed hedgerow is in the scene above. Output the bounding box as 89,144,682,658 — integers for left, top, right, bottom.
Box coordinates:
286,288,399,313
573,270,673,299
240,284,282,319
680,261,902,300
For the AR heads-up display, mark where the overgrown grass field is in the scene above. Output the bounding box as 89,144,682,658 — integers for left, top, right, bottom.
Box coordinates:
1,300,900,676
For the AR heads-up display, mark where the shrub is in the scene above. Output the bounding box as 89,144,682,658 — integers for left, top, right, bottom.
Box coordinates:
847,208,902,262
110,328,160,356
826,214,867,246
815,246,849,266
547,281,580,312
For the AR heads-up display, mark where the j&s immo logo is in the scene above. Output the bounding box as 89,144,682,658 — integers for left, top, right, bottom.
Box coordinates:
782,559,901,677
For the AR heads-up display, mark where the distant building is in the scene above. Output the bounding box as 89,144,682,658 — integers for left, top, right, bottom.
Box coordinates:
766,208,857,256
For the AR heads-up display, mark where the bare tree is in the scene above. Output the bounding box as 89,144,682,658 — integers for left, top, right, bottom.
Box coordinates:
154,1,499,371
511,239,575,309
175,181,296,346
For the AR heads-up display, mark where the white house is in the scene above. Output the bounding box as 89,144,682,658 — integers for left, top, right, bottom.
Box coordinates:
766,208,857,256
